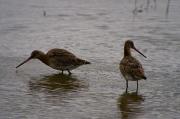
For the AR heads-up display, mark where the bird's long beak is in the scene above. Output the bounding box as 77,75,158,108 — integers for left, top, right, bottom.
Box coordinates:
16,56,32,68
133,47,147,58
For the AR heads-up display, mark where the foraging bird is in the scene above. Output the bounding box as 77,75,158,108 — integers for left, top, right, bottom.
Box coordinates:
119,40,147,92
16,48,90,75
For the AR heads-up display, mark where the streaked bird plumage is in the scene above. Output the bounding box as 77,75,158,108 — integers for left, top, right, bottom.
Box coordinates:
16,48,90,75
120,40,146,92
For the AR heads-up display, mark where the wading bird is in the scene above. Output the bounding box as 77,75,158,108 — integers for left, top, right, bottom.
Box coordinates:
120,40,147,92
16,48,90,75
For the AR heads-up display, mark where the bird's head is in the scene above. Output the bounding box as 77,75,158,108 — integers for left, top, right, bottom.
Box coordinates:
125,40,147,58
16,50,44,68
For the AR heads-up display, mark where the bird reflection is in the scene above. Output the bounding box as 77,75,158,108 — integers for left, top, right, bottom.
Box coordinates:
29,73,86,91
117,91,145,119
28,73,87,104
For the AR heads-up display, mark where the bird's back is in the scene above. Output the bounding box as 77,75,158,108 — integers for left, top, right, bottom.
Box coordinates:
46,48,89,70
47,48,76,58
120,56,146,81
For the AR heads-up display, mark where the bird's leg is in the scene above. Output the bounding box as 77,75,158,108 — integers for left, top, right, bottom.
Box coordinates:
67,70,72,75
136,80,139,93
126,80,128,93
61,70,64,74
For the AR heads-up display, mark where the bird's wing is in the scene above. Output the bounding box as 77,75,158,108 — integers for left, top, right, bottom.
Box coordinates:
120,57,145,79
47,48,79,66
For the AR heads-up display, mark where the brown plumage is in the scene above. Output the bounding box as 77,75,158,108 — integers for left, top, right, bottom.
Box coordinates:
16,48,90,75
120,40,147,92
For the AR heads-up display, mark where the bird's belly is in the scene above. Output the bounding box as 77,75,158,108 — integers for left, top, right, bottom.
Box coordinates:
49,64,79,71
124,75,139,81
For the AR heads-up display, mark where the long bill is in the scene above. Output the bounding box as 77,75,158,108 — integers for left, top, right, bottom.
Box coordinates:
133,47,147,58
16,56,32,68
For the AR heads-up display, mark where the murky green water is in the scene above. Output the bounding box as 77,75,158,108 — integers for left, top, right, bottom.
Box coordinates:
0,0,180,119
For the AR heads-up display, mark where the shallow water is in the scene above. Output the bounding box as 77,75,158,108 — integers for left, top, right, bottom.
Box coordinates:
0,0,180,119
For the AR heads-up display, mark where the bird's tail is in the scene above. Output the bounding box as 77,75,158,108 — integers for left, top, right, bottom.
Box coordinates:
142,76,147,80
77,58,91,65
83,60,91,64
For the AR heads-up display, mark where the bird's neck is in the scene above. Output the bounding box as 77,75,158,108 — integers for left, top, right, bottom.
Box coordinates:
37,53,49,66
124,45,131,57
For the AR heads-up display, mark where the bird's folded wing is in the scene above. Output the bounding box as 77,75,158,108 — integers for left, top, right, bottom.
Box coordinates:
122,60,145,79
47,49,78,66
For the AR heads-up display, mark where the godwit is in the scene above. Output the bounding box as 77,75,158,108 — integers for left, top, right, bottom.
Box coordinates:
16,48,90,75
120,40,146,92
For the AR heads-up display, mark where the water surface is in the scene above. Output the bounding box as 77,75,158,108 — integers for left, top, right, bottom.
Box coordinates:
0,0,180,119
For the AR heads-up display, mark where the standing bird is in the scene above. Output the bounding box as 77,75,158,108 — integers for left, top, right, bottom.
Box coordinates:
120,40,147,92
16,48,90,75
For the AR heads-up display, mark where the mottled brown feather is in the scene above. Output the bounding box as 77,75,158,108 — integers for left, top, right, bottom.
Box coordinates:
120,56,146,80
46,48,89,69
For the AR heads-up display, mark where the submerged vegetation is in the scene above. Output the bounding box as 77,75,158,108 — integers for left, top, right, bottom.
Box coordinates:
132,0,171,17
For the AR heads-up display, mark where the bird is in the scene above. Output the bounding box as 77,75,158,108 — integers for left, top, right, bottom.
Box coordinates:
16,48,91,75
119,40,147,92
